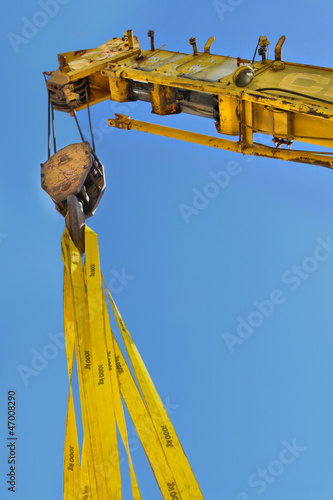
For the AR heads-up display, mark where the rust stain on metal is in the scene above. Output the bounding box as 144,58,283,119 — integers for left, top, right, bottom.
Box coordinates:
59,154,71,163
41,142,92,203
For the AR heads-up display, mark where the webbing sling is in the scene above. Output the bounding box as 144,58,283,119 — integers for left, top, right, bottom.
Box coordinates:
103,280,204,500
62,230,139,500
87,228,181,499
62,230,109,500
63,267,80,500
85,228,121,499
61,226,204,499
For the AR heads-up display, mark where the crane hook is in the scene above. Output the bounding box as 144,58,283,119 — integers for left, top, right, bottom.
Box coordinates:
65,195,85,255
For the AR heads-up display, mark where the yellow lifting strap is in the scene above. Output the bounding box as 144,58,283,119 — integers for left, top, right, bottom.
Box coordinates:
61,226,204,500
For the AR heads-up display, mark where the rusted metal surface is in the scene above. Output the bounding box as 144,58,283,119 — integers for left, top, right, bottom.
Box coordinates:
41,142,106,219
56,35,140,79
47,78,89,111
147,30,156,51
258,36,270,63
45,35,142,113
41,142,91,203
189,37,198,57
65,194,85,255
106,69,133,102
204,36,215,54
275,36,286,61
149,84,180,115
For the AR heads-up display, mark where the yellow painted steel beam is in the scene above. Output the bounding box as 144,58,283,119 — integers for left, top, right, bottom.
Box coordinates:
45,32,333,162
108,114,333,169
116,68,333,120
67,48,142,80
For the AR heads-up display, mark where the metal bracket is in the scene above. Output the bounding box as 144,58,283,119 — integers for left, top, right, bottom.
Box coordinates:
108,114,333,169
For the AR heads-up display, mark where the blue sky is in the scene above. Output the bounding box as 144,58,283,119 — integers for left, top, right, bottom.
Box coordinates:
2,0,333,499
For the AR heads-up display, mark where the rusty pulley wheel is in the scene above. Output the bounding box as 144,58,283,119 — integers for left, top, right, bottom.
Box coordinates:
65,195,85,254
47,78,89,112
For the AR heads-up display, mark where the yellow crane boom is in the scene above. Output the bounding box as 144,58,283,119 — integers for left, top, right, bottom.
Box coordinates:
42,29,333,251
45,29,333,169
